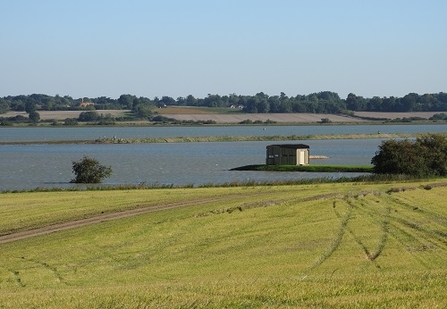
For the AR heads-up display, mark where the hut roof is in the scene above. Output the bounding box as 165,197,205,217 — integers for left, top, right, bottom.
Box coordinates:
267,144,309,149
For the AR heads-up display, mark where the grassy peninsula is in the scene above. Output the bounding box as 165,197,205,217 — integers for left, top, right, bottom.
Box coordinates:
1,180,447,308
231,164,373,173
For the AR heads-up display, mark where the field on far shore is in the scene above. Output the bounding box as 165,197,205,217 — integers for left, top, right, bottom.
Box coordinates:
3,109,442,124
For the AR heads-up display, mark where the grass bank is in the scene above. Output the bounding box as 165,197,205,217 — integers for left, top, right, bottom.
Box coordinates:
1,180,447,307
1,132,442,146
231,164,373,173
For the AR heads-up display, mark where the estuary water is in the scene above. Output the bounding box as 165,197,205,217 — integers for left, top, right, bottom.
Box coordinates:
1,124,446,191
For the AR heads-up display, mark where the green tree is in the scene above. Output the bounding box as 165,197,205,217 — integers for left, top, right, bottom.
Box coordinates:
28,111,40,122
346,93,367,111
71,156,112,183
78,111,100,121
134,104,152,118
0,98,9,114
118,94,136,109
416,134,447,175
371,134,447,176
25,101,36,113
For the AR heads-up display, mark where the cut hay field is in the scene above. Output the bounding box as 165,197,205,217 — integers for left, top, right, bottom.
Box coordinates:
1,181,447,308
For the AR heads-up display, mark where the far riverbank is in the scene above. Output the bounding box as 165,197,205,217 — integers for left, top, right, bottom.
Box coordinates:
1,132,446,146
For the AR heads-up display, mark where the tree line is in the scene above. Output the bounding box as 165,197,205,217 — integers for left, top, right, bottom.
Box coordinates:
1,91,447,115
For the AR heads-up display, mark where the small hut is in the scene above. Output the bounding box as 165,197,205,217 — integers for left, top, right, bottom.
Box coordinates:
266,144,310,165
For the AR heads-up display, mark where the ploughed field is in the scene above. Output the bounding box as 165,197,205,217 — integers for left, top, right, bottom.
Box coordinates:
1,180,447,308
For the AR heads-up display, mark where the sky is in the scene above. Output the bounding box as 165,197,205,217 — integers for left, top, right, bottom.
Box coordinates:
1,0,446,100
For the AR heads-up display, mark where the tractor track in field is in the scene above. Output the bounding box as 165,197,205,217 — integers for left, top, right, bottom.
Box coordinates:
0,190,346,245
0,195,241,244
2,189,325,244
4,183,446,245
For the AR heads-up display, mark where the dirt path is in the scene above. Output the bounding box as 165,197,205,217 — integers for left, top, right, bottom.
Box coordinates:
0,197,223,244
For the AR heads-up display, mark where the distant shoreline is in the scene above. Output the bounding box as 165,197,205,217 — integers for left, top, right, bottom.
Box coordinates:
0,132,440,146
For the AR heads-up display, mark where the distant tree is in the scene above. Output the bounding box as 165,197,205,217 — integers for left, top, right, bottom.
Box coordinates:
367,96,383,111
0,98,9,114
28,111,40,122
402,93,420,111
118,94,136,109
346,93,367,111
71,156,112,183
159,96,176,106
78,111,100,121
25,101,36,113
134,104,152,118
185,95,198,106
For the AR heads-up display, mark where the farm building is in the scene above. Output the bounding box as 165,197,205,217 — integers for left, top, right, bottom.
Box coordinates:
266,144,310,165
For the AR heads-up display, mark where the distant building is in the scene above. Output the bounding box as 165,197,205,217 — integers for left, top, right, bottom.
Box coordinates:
79,98,94,108
266,144,310,165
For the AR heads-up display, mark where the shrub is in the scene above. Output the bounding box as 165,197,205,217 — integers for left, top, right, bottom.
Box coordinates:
78,111,100,121
28,111,40,122
64,118,78,126
371,134,447,176
71,156,112,183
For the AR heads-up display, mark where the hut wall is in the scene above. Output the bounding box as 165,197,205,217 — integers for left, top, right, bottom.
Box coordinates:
266,145,309,165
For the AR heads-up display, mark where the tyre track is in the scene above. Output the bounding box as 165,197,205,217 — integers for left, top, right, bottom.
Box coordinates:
0,191,343,245
0,195,244,244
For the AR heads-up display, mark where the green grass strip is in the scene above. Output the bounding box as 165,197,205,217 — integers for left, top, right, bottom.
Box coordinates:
232,164,374,173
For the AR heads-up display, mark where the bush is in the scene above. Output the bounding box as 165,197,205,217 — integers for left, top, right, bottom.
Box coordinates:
371,134,447,176
320,118,332,123
78,111,100,121
64,118,78,126
71,156,112,183
28,111,40,122
430,113,447,121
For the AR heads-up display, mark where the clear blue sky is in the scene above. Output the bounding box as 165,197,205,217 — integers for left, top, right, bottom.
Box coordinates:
1,0,446,100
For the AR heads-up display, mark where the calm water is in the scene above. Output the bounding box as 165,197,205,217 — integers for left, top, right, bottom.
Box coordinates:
1,124,446,191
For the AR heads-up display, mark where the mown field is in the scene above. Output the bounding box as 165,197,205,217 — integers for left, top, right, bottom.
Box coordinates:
1,180,447,308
